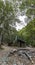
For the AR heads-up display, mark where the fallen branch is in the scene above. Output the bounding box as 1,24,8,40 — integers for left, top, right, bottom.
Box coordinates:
24,52,34,64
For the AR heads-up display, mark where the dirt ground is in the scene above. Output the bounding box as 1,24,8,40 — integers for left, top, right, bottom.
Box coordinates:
0,46,35,65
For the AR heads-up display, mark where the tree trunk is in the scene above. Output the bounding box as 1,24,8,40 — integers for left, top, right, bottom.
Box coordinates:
0,35,2,48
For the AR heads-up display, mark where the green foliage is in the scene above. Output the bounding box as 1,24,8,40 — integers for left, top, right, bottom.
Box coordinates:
18,19,35,46
0,0,16,45
0,0,35,47
20,0,35,18
3,26,17,44
20,0,35,9
19,2,25,10
19,0,35,47
26,8,35,16
1,0,16,24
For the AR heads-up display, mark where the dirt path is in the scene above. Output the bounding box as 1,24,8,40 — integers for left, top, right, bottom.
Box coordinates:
0,46,35,65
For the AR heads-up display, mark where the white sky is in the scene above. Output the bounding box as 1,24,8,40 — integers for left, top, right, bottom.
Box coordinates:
15,15,27,31
9,15,27,31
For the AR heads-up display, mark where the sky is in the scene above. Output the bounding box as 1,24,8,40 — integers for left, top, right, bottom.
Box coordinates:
9,15,27,31
15,15,27,31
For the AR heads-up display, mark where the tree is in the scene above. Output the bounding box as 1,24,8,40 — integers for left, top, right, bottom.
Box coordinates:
0,0,18,47
20,0,35,19
18,19,35,46
25,19,35,46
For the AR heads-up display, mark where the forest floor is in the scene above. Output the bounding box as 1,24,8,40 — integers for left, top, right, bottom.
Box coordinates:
0,45,35,65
